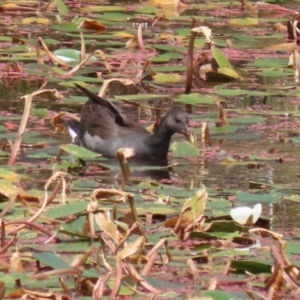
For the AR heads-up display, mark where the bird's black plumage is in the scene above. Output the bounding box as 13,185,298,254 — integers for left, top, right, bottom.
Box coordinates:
68,84,193,160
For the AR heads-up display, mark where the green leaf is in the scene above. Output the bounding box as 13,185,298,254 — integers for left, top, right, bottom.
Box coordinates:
30,108,48,118
215,89,275,96
286,242,300,254
228,18,259,26
229,116,265,124
236,191,281,204
43,201,89,218
55,0,69,14
258,69,293,77
151,53,183,62
33,252,73,270
202,290,242,300
284,195,300,203
175,93,217,105
171,141,199,157
250,58,287,68
231,260,271,274
212,47,233,70
153,73,182,83
60,144,101,158
208,125,242,135
53,49,97,63
220,67,240,79
140,275,183,290
115,94,169,101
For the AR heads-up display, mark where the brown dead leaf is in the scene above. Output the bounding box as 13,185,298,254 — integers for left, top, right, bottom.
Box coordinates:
53,111,80,132
11,36,27,44
91,188,132,203
0,3,21,11
117,236,145,260
126,36,138,50
115,148,135,189
78,20,107,33
149,0,188,8
202,122,211,147
9,249,24,273
95,212,123,244
216,101,229,126
273,23,287,32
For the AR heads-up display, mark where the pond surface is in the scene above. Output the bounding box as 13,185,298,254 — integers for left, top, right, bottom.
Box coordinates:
2,0,300,298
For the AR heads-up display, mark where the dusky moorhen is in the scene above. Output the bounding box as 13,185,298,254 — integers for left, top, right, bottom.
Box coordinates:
68,84,193,160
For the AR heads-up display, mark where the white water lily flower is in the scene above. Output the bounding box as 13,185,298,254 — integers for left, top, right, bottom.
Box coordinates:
230,203,262,226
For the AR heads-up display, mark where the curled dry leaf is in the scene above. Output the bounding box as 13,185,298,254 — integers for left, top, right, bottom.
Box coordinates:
117,236,145,260
126,35,138,50
273,23,287,32
181,188,207,221
216,101,229,127
38,37,71,68
165,188,207,229
80,32,86,62
32,89,64,101
115,148,135,189
249,228,283,240
61,52,98,78
93,50,112,73
98,78,135,98
288,49,300,82
9,250,24,273
77,20,107,33
191,26,213,43
53,111,80,132
202,122,211,147
95,212,123,244
0,281,5,300
91,188,133,203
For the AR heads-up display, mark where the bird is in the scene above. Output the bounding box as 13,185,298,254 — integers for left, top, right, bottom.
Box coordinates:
68,84,194,160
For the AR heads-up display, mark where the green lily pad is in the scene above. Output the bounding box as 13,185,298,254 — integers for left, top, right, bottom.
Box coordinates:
228,18,259,26
175,93,217,105
171,141,200,157
60,144,101,158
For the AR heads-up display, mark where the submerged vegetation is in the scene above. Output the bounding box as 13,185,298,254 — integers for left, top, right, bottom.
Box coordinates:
2,0,300,299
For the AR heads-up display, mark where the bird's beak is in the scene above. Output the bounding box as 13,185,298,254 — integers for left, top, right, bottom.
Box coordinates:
183,125,195,146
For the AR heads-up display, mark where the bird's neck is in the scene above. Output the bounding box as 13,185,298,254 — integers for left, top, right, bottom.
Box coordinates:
146,121,174,148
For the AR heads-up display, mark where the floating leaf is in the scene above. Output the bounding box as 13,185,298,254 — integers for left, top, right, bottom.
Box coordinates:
78,20,107,33
81,5,123,12
0,168,20,182
22,17,51,25
153,73,182,83
33,253,73,270
236,191,281,204
228,18,259,26
55,0,69,14
212,47,233,70
60,144,101,158
53,49,97,63
171,141,199,157
175,93,217,105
